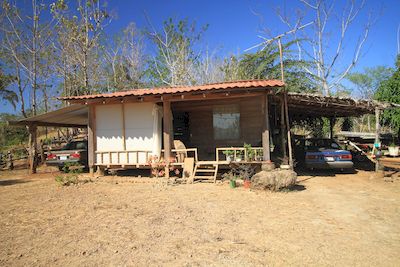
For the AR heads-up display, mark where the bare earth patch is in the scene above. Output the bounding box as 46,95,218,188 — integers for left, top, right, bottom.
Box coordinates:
0,168,400,266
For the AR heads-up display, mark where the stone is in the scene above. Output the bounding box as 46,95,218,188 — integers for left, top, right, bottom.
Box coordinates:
261,162,276,171
251,170,297,191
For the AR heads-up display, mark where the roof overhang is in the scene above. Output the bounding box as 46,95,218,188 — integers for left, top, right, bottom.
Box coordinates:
59,80,285,104
286,92,389,118
8,105,88,128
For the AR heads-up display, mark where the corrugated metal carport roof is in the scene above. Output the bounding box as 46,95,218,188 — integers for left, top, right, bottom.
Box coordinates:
9,105,88,128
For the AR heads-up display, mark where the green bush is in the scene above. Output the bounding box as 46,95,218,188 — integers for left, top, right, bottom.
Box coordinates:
55,162,83,186
55,173,78,186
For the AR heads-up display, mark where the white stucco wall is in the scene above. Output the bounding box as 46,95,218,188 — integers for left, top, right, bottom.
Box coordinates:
95,102,160,165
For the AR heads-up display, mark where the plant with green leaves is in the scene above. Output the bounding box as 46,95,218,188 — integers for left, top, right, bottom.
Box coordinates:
243,143,255,161
222,149,234,157
222,41,318,93
375,56,400,139
55,162,84,186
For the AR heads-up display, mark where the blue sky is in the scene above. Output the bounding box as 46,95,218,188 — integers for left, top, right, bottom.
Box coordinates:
1,0,399,114
105,0,399,69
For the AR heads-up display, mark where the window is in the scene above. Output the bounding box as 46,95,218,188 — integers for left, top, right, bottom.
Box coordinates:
213,104,240,140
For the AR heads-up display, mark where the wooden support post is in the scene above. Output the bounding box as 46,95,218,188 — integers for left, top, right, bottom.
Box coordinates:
163,100,172,178
280,95,287,162
28,124,38,174
375,107,381,172
284,92,293,168
329,117,335,139
262,94,271,162
88,105,96,175
121,103,126,151
278,37,285,83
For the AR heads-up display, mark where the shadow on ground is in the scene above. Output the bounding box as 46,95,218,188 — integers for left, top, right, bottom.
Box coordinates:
287,184,306,191
0,179,30,186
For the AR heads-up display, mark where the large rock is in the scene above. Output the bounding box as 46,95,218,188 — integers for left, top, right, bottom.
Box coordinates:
251,170,297,191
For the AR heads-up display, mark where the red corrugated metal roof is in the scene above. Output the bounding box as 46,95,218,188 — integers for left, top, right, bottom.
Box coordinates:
59,79,284,101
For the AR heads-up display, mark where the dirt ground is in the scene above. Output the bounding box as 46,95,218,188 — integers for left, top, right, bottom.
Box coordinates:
0,167,400,266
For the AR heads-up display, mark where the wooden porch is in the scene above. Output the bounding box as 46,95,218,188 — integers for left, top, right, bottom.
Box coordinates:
94,146,265,168
94,146,266,183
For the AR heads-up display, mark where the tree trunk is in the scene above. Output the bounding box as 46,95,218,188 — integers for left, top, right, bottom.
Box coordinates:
16,66,27,118
31,0,38,116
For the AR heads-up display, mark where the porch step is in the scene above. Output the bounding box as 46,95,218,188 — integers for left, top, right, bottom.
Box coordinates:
190,161,218,183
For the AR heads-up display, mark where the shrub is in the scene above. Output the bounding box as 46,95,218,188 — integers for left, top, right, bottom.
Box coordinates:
222,163,257,181
55,173,78,186
55,162,83,186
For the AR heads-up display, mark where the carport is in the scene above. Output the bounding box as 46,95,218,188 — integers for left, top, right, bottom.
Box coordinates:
9,105,88,174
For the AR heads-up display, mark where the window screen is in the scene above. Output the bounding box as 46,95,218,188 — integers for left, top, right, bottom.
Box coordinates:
213,104,240,140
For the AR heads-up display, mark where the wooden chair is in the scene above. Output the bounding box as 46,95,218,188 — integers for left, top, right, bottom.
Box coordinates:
173,140,188,163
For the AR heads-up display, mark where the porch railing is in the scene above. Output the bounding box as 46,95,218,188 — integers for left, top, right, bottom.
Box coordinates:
95,150,152,166
216,147,264,163
95,148,198,166
161,148,198,164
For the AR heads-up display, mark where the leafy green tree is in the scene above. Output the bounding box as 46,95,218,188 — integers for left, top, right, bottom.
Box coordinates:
347,66,394,131
226,42,318,93
0,113,28,151
375,56,400,137
348,67,394,100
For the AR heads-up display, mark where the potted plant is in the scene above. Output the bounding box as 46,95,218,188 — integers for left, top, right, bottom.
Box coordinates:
244,143,255,161
229,176,237,188
388,143,399,157
223,149,234,162
222,171,237,188
243,178,251,189
236,150,244,162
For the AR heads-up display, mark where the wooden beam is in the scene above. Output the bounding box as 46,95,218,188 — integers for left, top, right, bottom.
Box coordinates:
8,120,86,128
28,124,37,174
88,105,96,175
163,100,172,178
280,95,287,161
375,107,381,172
121,103,126,151
329,117,335,139
262,94,271,162
284,92,294,168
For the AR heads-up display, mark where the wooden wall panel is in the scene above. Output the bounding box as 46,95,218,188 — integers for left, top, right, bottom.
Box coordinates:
172,97,263,160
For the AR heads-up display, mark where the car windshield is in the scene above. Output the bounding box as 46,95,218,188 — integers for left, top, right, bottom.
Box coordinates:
305,139,341,151
63,141,87,150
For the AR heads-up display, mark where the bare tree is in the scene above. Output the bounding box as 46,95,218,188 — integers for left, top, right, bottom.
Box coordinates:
193,48,227,84
104,22,145,91
51,0,111,96
1,0,55,115
277,0,372,95
147,18,207,87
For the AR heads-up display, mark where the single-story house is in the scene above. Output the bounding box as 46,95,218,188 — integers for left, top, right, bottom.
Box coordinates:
11,79,389,180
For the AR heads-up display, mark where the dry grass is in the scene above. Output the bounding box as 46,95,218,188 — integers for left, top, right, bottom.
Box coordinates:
0,167,400,266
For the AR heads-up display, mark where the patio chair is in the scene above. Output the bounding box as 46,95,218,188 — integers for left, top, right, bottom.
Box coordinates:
173,140,188,163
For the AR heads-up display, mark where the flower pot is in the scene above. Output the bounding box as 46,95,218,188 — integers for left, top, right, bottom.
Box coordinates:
243,180,251,189
388,146,399,157
229,180,236,188
226,156,232,162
